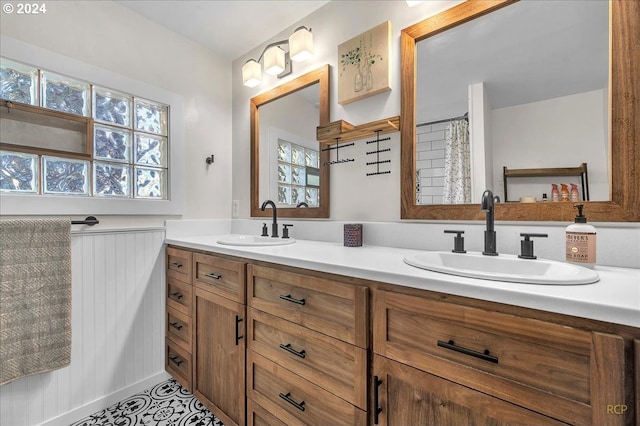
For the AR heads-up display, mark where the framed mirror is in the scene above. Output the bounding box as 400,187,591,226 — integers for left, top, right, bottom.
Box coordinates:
250,65,330,218
400,0,639,221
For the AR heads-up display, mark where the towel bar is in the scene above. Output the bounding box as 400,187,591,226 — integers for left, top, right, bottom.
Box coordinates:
71,216,99,226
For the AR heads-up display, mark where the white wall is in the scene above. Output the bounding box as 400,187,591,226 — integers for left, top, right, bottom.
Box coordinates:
0,0,233,224
492,89,608,202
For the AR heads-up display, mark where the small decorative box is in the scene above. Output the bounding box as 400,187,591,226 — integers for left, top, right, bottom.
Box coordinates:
344,224,363,247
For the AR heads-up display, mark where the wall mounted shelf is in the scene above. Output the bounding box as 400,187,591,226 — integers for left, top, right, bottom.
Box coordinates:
316,116,400,145
503,163,589,202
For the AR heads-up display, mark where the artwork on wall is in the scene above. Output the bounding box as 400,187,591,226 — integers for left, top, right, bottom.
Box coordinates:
338,21,392,105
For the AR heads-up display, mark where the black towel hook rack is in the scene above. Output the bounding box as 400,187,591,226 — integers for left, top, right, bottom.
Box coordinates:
71,216,99,226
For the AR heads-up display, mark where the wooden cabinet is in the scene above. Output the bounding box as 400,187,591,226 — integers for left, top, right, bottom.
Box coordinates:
246,264,368,425
373,355,568,426
372,289,630,426
165,247,193,390
191,252,246,426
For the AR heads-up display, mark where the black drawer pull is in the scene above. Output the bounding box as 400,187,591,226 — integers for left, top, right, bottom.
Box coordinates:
169,292,183,300
279,294,305,305
278,392,305,412
279,343,306,359
235,315,243,345
169,355,183,366
169,321,183,331
373,375,383,425
437,339,499,364
171,262,183,269
204,272,222,280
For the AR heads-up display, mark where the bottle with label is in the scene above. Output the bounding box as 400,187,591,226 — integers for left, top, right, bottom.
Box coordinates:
551,184,559,202
565,204,596,268
560,183,570,202
570,183,579,202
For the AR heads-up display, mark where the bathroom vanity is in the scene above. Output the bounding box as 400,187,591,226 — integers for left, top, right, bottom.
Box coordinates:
164,237,639,426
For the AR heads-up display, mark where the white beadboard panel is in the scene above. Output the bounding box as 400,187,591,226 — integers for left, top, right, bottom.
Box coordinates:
0,229,166,426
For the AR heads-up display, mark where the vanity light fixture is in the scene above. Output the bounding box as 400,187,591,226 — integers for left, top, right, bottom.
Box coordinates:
242,26,314,88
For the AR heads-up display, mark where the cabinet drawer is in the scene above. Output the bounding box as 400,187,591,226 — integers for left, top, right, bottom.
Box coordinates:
167,247,192,284
167,277,192,316
248,308,367,409
247,399,287,426
166,337,192,390
166,306,192,351
247,264,367,347
194,253,245,303
373,290,593,424
247,352,366,426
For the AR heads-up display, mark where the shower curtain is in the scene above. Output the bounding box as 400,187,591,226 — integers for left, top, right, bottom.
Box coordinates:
443,119,471,204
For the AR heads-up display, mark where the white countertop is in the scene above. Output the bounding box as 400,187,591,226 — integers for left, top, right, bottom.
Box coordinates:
165,235,640,328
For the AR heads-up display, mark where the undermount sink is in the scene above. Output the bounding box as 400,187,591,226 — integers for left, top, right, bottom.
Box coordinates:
404,251,599,285
216,234,295,246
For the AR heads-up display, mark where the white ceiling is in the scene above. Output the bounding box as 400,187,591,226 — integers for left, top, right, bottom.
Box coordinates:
116,1,330,61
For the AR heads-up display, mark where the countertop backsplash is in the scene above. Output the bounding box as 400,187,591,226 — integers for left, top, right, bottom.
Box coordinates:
166,219,640,270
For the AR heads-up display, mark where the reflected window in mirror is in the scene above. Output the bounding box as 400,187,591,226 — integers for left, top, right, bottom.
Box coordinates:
415,0,608,205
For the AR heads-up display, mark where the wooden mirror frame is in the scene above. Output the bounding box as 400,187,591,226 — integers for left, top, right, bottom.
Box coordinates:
400,0,639,222
250,65,330,218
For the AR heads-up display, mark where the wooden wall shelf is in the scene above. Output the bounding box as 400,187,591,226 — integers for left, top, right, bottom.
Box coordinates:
503,163,589,202
317,116,400,144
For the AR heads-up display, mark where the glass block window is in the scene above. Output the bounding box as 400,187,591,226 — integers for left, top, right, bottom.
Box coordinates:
0,58,38,106
0,150,38,193
42,156,89,195
41,71,91,117
276,138,320,207
94,86,131,127
0,57,170,200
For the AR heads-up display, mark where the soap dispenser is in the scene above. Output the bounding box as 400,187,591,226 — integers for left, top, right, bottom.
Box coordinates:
565,204,596,268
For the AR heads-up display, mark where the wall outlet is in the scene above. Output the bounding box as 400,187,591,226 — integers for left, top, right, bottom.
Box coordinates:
232,200,239,218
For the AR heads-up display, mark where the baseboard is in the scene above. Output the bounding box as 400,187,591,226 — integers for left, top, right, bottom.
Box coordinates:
41,371,171,426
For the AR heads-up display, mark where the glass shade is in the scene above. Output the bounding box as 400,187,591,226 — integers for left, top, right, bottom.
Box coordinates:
289,27,313,62
264,46,285,76
242,60,261,88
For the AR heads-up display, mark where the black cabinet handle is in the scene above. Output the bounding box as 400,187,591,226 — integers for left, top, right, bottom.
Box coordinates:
171,262,183,269
169,292,183,300
278,392,305,412
279,343,306,359
204,272,222,280
235,316,243,345
279,294,305,305
169,322,183,331
373,375,383,425
169,355,183,366
437,339,499,364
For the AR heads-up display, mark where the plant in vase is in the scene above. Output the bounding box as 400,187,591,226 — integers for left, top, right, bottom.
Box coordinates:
341,34,383,93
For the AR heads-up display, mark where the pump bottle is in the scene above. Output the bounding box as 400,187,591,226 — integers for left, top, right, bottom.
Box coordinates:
565,204,596,268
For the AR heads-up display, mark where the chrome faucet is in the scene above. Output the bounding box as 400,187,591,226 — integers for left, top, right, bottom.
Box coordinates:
481,189,498,256
260,200,278,237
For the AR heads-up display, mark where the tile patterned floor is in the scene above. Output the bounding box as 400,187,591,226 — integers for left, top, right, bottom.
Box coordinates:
70,378,224,426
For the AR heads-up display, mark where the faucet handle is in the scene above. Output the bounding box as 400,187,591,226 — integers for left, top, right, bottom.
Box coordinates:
444,230,466,253
282,224,293,239
261,223,269,237
518,233,548,259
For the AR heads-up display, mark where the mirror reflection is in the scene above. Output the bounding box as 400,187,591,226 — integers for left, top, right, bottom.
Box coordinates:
250,65,330,219
415,1,608,205
258,84,321,207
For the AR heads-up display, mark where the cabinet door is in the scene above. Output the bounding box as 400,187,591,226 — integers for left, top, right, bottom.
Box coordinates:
373,355,568,426
193,287,245,426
